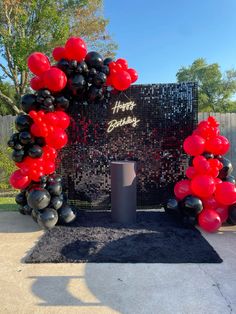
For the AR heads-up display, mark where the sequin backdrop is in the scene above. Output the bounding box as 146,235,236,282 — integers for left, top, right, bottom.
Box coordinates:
58,83,198,208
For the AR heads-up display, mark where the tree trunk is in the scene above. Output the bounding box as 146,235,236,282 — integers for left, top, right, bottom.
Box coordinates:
0,90,20,114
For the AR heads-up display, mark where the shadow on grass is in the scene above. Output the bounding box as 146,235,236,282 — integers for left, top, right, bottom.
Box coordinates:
0,203,18,212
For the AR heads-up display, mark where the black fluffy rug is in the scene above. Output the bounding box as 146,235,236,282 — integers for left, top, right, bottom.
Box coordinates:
25,210,222,263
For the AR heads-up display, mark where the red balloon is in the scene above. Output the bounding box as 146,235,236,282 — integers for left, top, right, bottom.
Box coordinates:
43,113,58,127
31,123,48,137
205,136,229,155
27,52,51,76
208,159,222,170
127,68,138,83
193,156,210,174
197,121,219,139
42,145,57,161
52,46,66,61
190,175,216,198
214,178,222,185
186,166,196,179
198,209,222,232
116,58,128,70
112,71,131,91
55,111,70,129
183,135,205,156
43,161,56,175
29,169,44,182
46,127,68,149
65,37,87,61
207,116,219,127
217,135,230,155
215,182,236,205
215,205,228,223
43,68,67,92
30,76,44,90
174,180,191,200
9,170,31,189
202,196,219,210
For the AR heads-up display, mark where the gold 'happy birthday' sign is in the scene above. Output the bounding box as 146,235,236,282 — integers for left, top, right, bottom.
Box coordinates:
107,100,140,133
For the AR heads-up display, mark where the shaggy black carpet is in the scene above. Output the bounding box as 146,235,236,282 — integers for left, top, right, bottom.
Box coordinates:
25,210,222,263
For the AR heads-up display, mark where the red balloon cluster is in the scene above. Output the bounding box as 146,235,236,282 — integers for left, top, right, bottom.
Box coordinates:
9,110,70,189
174,116,235,232
28,53,67,92
107,59,138,91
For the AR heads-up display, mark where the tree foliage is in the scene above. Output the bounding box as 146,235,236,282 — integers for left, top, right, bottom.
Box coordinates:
0,0,117,114
176,58,236,112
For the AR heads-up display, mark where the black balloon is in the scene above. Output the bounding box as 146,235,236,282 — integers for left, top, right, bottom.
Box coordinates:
27,188,51,210
180,195,203,217
19,131,34,145
12,149,24,162
85,51,103,69
15,114,33,132
87,86,103,102
28,145,43,158
223,175,236,184
103,57,113,65
50,196,63,210
228,204,236,225
58,205,76,224
15,191,27,206
69,74,86,91
57,59,70,72
100,65,109,75
164,198,180,216
48,174,62,183
18,207,26,215
7,139,15,148
34,137,46,147
38,89,51,98
202,152,214,159
93,72,107,87
21,94,37,113
47,182,62,196
31,209,39,223
14,143,24,150
37,208,58,229
217,157,233,179
55,96,69,111
23,204,32,215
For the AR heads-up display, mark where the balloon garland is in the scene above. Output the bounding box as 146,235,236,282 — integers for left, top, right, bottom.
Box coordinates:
165,116,236,232
8,37,138,230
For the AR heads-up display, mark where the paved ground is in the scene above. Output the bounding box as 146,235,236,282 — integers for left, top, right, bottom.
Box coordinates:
0,211,235,314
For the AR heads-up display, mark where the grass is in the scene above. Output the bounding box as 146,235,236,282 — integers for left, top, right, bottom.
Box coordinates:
0,197,18,212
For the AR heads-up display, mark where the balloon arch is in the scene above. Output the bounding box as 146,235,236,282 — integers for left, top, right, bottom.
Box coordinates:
7,37,236,232
8,37,138,229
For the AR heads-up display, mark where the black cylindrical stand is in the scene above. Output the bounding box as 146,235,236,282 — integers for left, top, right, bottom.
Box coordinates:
111,161,137,224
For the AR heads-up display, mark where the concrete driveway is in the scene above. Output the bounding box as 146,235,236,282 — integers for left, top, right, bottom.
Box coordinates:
0,211,235,314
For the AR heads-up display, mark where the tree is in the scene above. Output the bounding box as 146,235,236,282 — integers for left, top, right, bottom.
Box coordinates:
0,0,117,114
176,58,236,112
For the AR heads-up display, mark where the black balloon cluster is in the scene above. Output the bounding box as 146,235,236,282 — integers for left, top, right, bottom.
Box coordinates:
15,174,76,229
7,114,45,163
57,52,113,105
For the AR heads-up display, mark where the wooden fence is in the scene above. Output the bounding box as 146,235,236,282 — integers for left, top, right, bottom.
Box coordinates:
1,113,236,170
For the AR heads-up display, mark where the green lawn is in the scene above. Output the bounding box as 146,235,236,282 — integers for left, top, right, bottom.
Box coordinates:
0,197,18,212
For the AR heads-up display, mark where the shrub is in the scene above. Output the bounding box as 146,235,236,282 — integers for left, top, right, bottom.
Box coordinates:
0,145,16,190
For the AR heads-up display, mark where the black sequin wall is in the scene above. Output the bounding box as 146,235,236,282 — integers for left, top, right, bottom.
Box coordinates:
58,83,198,209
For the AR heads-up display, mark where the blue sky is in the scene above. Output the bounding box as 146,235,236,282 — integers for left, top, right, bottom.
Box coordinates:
104,0,236,84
